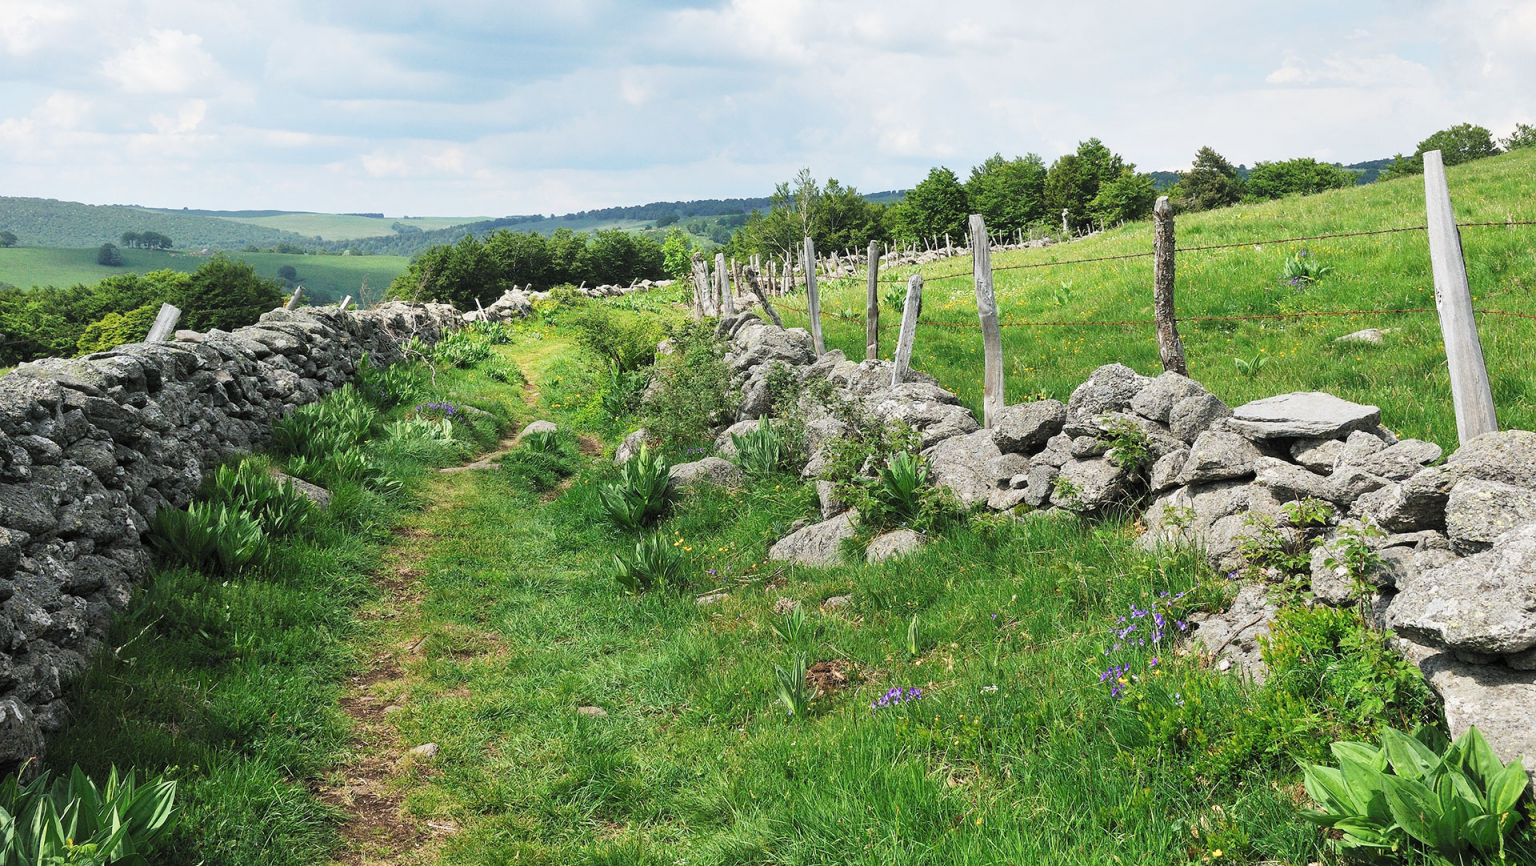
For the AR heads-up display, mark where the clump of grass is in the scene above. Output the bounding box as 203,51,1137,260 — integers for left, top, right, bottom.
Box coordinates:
150,501,268,575
609,535,687,594
598,446,673,530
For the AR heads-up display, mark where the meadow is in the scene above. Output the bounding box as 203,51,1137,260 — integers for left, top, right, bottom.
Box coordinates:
783,146,1536,448
205,212,488,241
0,246,410,304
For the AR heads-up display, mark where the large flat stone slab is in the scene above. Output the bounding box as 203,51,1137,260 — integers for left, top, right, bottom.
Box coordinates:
1227,392,1380,439
1388,522,1536,655
1416,651,1536,793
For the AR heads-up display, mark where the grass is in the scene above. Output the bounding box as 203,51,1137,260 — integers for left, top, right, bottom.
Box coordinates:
0,247,409,303
207,213,488,241
781,146,1536,448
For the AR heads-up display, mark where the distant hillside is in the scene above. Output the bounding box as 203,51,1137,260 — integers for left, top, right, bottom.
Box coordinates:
0,197,322,250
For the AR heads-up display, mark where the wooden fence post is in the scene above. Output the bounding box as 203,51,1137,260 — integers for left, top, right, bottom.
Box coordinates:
865,239,880,360
970,214,1003,426
284,286,304,310
715,253,734,315
145,303,181,342
1423,149,1498,442
802,236,825,354
891,274,923,386
339,295,353,311
1152,196,1188,375
748,265,783,328
689,253,711,318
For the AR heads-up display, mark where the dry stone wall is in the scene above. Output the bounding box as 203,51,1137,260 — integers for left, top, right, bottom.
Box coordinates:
700,310,1536,783
0,301,461,767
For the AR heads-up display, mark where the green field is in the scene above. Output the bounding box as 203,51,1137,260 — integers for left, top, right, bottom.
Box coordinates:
208,212,488,241
785,146,1536,449
0,247,410,304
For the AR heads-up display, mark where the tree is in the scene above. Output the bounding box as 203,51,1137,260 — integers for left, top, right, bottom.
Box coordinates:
1382,123,1501,178
1503,123,1536,151
1089,171,1158,226
1243,158,1356,201
120,231,141,248
276,264,298,283
661,229,694,280
174,255,285,331
0,231,15,248
76,305,159,355
967,153,1047,235
97,243,124,266
1043,139,1136,232
890,167,969,244
1172,147,1244,212
730,171,887,261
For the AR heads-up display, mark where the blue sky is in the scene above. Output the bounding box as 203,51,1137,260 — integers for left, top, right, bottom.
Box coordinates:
3,0,1533,216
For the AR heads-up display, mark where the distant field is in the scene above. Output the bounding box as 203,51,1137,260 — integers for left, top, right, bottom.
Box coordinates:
0,247,409,304
206,212,488,241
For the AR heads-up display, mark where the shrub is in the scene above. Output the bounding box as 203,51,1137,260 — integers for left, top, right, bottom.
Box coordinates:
730,419,793,479
1243,158,1356,201
207,461,313,538
75,305,158,355
643,322,738,448
868,451,927,524
0,765,178,864
429,329,495,369
598,447,674,531
599,365,650,418
288,450,401,496
1301,726,1527,857
609,535,687,594
150,501,268,574
569,303,658,373
355,355,426,410
96,242,124,267
1101,418,1152,473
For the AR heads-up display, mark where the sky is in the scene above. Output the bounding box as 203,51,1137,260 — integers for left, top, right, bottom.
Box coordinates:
3,0,1534,217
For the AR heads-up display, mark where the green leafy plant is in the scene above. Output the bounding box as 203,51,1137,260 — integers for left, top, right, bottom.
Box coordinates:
271,387,377,459
598,447,674,531
1280,249,1335,287
464,320,517,344
731,419,792,480
1233,354,1268,378
521,430,560,454
609,535,687,594
207,461,313,538
870,451,928,524
354,354,426,410
599,364,650,418
1325,521,1387,608
1282,497,1334,530
883,287,907,315
1052,476,1082,509
288,450,401,496
429,329,495,368
771,603,813,648
906,614,921,658
480,356,524,385
1301,726,1527,858
1101,418,1152,473
569,303,659,373
1237,511,1318,587
0,765,178,866
150,501,268,575
773,652,818,719
643,322,739,447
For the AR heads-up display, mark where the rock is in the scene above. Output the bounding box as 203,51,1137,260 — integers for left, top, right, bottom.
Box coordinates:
1091,412,1185,458
1149,449,1188,493
667,457,744,491
768,512,857,566
274,472,331,509
1178,431,1261,485
1415,652,1536,792
1445,430,1536,490
1065,364,1149,427
577,705,609,717
0,699,42,765
865,384,979,449
990,400,1065,454
1345,438,1442,481
1192,583,1279,684
1070,435,1110,458
1322,466,1390,503
1228,392,1381,439
866,529,926,564
1253,456,1332,503
1508,648,1536,671
987,487,1030,511
822,594,853,610
516,419,558,442
1050,457,1130,512
922,429,1002,507
1355,465,1461,532
1290,438,1345,473
984,453,1031,487
815,479,846,520
1310,532,1400,605
1388,523,1536,654
1022,463,1059,507
407,742,440,761
1444,478,1536,553
615,428,649,465
712,420,764,459
1129,372,1207,424
1169,393,1232,443
1141,481,1285,573
729,321,816,372
1033,433,1073,468
1335,328,1391,344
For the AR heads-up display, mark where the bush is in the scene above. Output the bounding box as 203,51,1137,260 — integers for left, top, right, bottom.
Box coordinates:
75,304,158,355
1279,249,1335,287
730,419,794,479
1243,158,1356,201
598,447,673,530
643,322,738,448
355,355,426,410
207,460,313,538
429,329,495,369
150,501,268,575
569,303,658,373
96,242,124,267
0,765,178,864
608,535,687,594
867,451,928,525
1301,726,1527,857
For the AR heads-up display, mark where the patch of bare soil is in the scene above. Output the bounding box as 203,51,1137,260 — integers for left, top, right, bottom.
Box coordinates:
807,659,853,694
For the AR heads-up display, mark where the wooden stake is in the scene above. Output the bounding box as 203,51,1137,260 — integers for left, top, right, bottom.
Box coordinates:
970,214,1003,427
145,303,181,342
865,239,880,360
802,236,824,354
689,253,711,318
1152,196,1188,375
891,274,923,386
1423,149,1498,442
284,285,304,310
339,296,353,311
748,265,783,328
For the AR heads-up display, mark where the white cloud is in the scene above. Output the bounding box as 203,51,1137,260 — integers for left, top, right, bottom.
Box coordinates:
0,3,78,55
101,29,222,95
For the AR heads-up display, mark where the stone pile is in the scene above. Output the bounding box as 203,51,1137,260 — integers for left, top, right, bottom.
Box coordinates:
686,310,1536,781
0,301,460,767
463,280,671,323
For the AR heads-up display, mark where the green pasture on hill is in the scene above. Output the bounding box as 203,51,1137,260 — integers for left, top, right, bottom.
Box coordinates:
783,146,1536,449
207,212,488,241
0,246,410,304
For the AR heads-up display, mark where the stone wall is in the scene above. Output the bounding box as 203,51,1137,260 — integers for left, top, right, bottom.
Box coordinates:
704,309,1536,782
0,301,461,766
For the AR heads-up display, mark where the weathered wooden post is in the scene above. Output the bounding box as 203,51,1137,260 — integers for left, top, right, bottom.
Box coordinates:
284,285,304,310
865,239,880,360
748,265,783,328
802,236,825,354
689,253,711,318
1152,196,1188,376
475,297,485,314
1423,149,1498,442
970,214,1004,427
1061,209,1070,235
715,253,733,315
145,303,181,342
339,295,353,311
891,274,923,386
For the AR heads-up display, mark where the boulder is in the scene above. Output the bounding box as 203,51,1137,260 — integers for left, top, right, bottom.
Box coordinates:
1337,429,1389,466
1129,371,1207,424
1065,364,1148,432
1050,457,1130,512
1444,478,1536,553
275,472,331,509
1148,449,1188,494
1033,433,1073,468
1445,430,1536,490
1389,523,1536,655
866,529,926,564
615,428,650,465
1290,438,1345,473
768,511,857,567
1322,466,1390,503
515,419,557,442
1353,465,1461,532
991,400,1065,454
712,420,764,459
984,453,1031,487
1345,438,1442,480
1191,583,1279,684
1253,456,1332,503
923,430,1003,507
1178,431,1261,485
1022,463,1059,507
1335,328,1391,344
667,457,744,491
1141,481,1285,573
1091,412,1185,458
1169,393,1232,443
816,479,846,520
1416,652,1536,792
1227,392,1381,439
0,699,42,765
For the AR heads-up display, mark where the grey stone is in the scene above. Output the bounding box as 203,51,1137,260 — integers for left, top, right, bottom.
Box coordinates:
1356,465,1463,532
866,529,926,564
0,698,42,764
865,384,978,449
407,742,440,761
1070,435,1110,458
1322,466,1390,503
1022,463,1059,507
1033,433,1073,468
1508,648,1536,671
1335,328,1391,345
1337,429,1389,467
615,428,649,465
667,457,745,491
1129,371,1207,424
923,430,1003,507
712,420,764,459
1445,478,1536,553
1389,523,1536,654
983,453,1031,487
695,591,730,606
1290,438,1345,473
1445,430,1536,490
1178,431,1261,485
987,486,1030,511
1192,583,1279,684
516,419,558,441
1149,449,1188,493
1169,393,1232,443
1064,363,1149,432
1347,438,1442,481
1228,392,1381,439
1050,457,1130,512
1253,456,1333,502
822,594,853,610
991,400,1065,454
1415,653,1536,792
275,473,331,509
729,321,816,372
816,480,846,520
1092,412,1185,458
1141,481,1285,573
768,512,857,567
